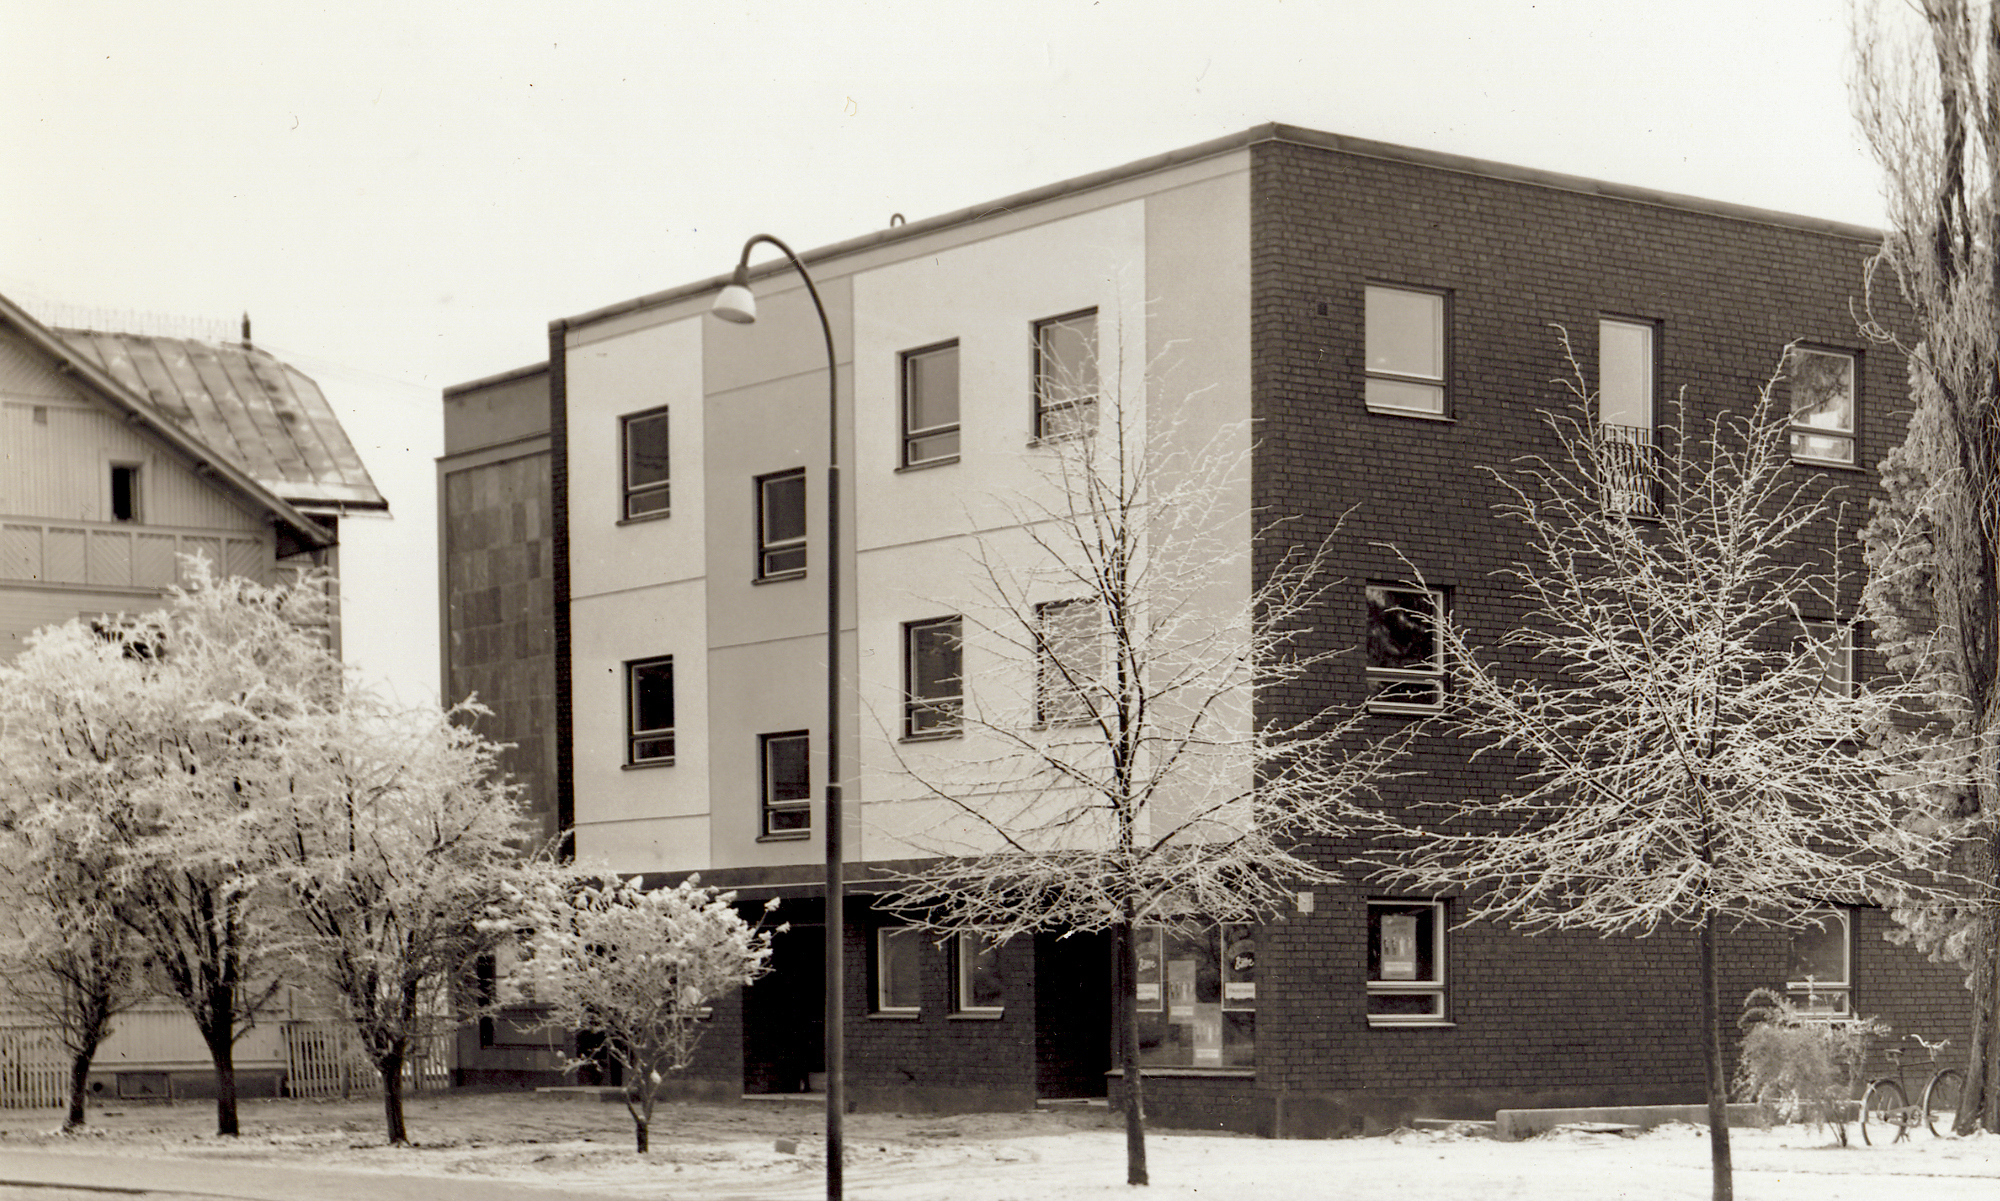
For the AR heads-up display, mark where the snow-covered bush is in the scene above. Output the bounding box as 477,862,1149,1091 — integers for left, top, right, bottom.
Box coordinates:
1733,987,1885,1145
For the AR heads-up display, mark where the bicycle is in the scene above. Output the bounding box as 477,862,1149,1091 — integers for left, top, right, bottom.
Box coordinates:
1860,1035,1958,1145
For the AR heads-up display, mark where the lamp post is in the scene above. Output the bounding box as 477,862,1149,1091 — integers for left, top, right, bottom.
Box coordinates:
710,235,846,1201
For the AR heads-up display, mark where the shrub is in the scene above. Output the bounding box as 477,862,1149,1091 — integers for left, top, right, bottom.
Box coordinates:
1732,987,1885,1146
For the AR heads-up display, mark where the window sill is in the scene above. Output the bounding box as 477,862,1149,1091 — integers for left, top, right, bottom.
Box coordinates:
900,729,964,743
622,759,675,771
1367,1018,1456,1029
617,511,671,526
1790,455,1863,472
754,571,807,585
1364,405,1455,423
1105,1067,1255,1078
757,831,810,843
948,1010,1005,1021
897,456,961,473
1365,703,1442,719
870,1009,922,1021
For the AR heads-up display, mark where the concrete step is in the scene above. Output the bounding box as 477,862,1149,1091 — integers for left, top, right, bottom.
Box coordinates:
1494,1102,1772,1141
1409,1118,1497,1138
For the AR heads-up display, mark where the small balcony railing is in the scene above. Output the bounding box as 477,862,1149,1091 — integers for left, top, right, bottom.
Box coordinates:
1596,422,1659,518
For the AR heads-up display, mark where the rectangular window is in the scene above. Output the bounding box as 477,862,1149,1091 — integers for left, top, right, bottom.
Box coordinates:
760,731,810,837
1365,585,1443,714
1786,908,1851,1017
1034,309,1098,440
1367,900,1446,1025
905,616,964,738
953,933,1004,1013
1598,319,1659,517
875,926,922,1013
626,657,675,765
756,469,807,580
1136,922,1255,1068
902,341,961,467
1035,599,1099,725
1364,286,1446,415
110,464,141,523
1788,347,1857,466
621,409,671,520
1804,621,1855,698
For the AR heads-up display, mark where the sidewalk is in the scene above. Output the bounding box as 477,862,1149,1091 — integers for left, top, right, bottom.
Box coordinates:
0,1148,633,1201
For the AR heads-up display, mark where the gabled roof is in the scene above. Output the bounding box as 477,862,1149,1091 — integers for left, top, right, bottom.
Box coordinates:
54,328,387,513
0,291,335,550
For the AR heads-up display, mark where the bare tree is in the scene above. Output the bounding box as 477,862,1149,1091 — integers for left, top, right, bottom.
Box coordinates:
1366,341,1954,1201
505,872,775,1153
873,349,1402,1188
272,698,537,1145
1853,0,2000,1133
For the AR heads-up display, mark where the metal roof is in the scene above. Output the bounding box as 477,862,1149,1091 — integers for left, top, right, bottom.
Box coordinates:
55,329,387,512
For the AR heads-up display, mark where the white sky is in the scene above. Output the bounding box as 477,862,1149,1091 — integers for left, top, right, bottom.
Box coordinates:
0,0,1911,704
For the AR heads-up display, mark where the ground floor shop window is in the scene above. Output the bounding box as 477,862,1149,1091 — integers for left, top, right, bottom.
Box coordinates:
1786,908,1851,1017
954,933,1004,1014
874,926,922,1014
1134,923,1255,1068
1367,899,1447,1025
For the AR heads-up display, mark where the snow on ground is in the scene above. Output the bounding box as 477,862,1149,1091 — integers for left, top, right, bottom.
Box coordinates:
2,1092,2000,1200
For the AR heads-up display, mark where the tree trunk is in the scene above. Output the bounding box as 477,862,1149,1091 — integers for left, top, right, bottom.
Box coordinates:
63,1050,93,1132
1113,916,1148,1187
205,1027,239,1137
378,1050,408,1146
1698,919,1732,1201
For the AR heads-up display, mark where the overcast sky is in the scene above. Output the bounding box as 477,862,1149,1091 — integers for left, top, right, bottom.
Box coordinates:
1,0,1909,703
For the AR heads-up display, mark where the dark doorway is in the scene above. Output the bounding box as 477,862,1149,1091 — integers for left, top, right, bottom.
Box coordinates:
743,921,825,1094
1035,929,1112,1097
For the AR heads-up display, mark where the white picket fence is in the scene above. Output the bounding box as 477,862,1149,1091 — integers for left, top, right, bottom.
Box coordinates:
0,1021,454,1108
0,1027,67,1109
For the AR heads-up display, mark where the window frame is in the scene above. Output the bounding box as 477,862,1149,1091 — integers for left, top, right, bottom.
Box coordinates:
1804,620,1856,699
901,340,962,468
904,616,964,739
624,656,675,767
1033,308,1099,442
1366,899,1448,1027
1363,284,1448,417
1785,907,1853,1019
952,932,1005,1016
109,462,143,523
1034,598,1100,727
758,730,811,839
755,468,808,581
619,407,672,521
874,926,923,1015
1786,346,1858,467
1364,585,1445,716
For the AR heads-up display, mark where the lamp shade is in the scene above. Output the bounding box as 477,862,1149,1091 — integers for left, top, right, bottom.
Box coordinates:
711,283,758,324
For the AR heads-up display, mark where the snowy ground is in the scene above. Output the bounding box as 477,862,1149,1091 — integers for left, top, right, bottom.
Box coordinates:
2,1091,2000,1200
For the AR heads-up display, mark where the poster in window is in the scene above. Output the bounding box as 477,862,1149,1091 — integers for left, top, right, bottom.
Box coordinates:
1168,958,1196,1022
1192,1004,1223,1066
1380,913,1418,981
1222,924,1256,1005
1136,927,1161,1008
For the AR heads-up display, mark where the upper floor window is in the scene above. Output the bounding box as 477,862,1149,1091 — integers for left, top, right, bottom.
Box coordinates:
1035,599,1100,726
626,656,675,766
1364,286,1446,416
1787,347,1857,466
760,730,811,838
109,464,142,523
621,408,671,520
1365,585,1443,715
1786,908,1851,1017
1034,309,1098,441
756,469,807,580
1598,319,1659,517
1804,621,1855,698
902,341,961,467
905,616,964,738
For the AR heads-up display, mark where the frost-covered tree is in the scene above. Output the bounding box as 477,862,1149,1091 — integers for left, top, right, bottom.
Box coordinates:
505,873,775,1153
874,345,1402,1188
0,560,337,1136
272,698,537,1145
0,624,155,1132
1853,0,2000,1132
1367,343,1954,1201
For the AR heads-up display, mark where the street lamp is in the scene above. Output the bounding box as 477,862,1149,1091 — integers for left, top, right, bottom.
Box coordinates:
711,234,846,1201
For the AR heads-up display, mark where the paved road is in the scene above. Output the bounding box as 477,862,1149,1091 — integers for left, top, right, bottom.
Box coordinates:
0,1150,633,1201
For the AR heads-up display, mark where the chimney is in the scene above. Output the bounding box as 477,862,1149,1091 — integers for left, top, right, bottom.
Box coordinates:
241,312,252,347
